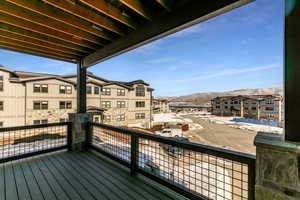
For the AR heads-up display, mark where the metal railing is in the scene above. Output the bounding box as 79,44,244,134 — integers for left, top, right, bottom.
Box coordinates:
0,122,71,163
90,122,256,200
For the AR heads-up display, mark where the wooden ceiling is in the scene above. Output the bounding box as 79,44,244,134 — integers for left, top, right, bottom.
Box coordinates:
0,0,254,66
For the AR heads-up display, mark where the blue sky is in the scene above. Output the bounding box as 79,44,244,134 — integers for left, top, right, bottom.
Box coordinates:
0,0,283,96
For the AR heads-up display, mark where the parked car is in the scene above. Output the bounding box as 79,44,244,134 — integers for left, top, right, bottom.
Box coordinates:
155,128,182,137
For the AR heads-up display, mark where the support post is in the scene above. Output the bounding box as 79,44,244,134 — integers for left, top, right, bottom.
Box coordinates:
77,60,86,113
67,60,91,151
285,0,300,142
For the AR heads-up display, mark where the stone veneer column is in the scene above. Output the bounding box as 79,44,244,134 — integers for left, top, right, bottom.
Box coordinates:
68,113,93,151
254,132,300,200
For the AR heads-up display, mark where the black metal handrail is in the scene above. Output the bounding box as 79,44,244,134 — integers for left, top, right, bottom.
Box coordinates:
89,122,256,200
0,122,72,163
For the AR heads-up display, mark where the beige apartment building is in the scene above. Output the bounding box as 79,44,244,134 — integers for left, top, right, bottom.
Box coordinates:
0,66,153,128
211,95,283,122
152,98,170,113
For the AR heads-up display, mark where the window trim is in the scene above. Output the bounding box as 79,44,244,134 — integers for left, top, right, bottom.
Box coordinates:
102,88,111,96
117,88,125,96
136,85,145,97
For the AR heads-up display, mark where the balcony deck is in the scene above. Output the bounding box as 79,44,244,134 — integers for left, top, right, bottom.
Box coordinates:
0,151,181,200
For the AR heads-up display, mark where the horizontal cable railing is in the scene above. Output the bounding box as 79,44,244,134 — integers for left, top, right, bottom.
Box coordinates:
90,122,255,200
0,122,71,163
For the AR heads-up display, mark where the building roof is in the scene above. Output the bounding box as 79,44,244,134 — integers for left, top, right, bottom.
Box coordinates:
0,65,150,89
0,0,253,67
212,95,282,101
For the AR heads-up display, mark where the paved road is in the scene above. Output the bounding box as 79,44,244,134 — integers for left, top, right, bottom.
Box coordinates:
184,116,256,155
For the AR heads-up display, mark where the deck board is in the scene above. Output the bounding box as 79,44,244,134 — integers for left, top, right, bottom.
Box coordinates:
5,163,18,200
0,164,5,200
21,161,44,200
0,151,178,200
35,158,70,200
13,164,31,200
65,153,143,200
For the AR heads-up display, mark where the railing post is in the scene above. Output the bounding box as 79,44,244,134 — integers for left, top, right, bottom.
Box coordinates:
130,134,139,176
67,122,73,151
248,159,256,200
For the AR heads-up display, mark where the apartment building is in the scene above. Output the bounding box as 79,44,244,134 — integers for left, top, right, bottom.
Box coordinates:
152,98,170,113
211,95,283,122
0,66,153,128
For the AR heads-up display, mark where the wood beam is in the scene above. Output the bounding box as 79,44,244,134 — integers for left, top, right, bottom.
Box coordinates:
0,37,79,59
0,23,91,54
83,0,254,67
118,0,152,20
0,44,78,63
0,1,109,45
0,30,85,57
6,0,116,41
79,0,137,29
154,0,172,11
43,0,126,36
0,13,98,50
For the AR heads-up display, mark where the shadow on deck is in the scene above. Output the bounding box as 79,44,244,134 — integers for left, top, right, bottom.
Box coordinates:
0,151,183,200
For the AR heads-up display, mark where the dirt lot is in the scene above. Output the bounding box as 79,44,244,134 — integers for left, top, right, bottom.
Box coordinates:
183,116,256,155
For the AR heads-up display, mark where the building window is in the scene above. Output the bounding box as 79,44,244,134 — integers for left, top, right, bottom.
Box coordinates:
94,117,99,122
87,86,92,94
101,101,111,108
33,119,48,125
103,115,111,122
66,86,72,94
117,89,125,96
224,106,228,109
60,85,72,94
135,113,145,119
136,85,145,96
225,102,228,104
94,87,100,95
266,99,274,104
33,101,48,110
234,100,239,104
0,76,3,92
102,88,111,95
116,114,125,121
136,101,145,108
117,101,126,108
0,101,3,111
0,122,3,127
60,101,72,109
216,106,220,109
265,107,274,111
59,85,66,94
34,84,48,93
251,107,256,110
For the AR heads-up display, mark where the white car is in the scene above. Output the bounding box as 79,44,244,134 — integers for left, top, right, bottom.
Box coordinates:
155,128,182,137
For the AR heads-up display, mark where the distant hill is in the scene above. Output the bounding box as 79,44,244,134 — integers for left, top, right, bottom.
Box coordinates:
157,88,283,106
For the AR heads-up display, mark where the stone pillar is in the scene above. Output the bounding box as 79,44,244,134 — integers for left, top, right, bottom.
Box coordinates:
255,132,300,200
68,112,92,151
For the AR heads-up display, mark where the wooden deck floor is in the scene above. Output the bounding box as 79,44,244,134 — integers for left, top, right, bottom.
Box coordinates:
0,151,180,200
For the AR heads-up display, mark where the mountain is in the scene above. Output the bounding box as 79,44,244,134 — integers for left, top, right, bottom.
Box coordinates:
158,88,283,106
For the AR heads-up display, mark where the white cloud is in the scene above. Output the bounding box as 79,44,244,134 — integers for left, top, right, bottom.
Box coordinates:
176,64,279,83
146,57,177,64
